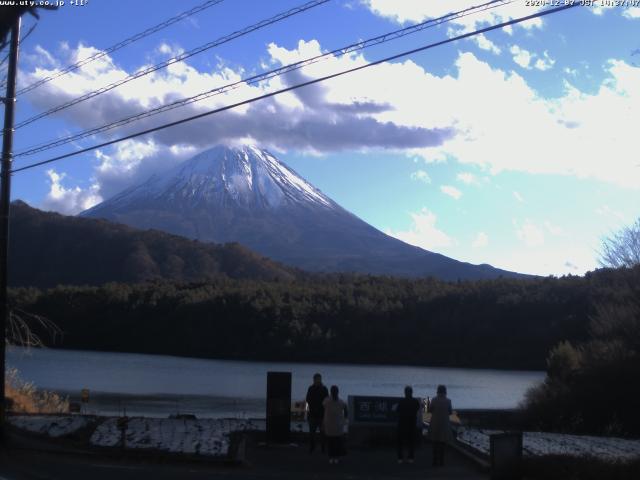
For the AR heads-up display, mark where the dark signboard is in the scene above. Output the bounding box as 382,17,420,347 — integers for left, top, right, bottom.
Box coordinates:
490,432,523,480
266,371,292,443
349,395,404,425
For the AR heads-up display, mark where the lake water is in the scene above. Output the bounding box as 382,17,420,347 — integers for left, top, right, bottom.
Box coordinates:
7,347,545,418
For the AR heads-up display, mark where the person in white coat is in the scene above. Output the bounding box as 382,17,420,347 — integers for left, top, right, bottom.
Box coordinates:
322,385,348,464
428,384,453,467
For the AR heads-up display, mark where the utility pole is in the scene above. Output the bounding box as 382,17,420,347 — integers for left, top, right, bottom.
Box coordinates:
0,15,21,442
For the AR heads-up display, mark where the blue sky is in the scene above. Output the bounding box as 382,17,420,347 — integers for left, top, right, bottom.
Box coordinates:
4,0,640,276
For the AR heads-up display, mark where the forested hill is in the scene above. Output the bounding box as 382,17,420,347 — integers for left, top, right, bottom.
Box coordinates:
12,266,640,370
8,201,296,287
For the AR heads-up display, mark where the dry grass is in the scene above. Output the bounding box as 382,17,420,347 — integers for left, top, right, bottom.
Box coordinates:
5,368,69,414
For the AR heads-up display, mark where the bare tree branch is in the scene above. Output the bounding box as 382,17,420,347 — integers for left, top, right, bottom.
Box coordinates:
7,308,62,348
599,218,640,269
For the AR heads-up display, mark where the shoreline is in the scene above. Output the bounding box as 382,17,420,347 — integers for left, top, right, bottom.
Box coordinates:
8,345,547,374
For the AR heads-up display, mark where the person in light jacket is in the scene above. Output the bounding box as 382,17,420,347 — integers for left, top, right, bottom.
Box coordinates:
322,385,348,464
428,384,453,467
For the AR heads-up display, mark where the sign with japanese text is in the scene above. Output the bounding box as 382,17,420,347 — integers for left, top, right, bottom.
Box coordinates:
348,395,402,425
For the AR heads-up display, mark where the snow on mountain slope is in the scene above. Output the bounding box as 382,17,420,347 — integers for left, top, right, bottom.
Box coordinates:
82,144,523,280
98,145,333,212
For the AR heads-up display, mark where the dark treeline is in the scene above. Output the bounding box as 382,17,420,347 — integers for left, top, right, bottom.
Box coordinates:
10,266,640,371
523,272,640,436
9,201,297,287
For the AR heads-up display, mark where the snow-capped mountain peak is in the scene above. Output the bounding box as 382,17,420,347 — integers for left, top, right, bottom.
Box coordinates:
81,144,521,280
109,145,334,211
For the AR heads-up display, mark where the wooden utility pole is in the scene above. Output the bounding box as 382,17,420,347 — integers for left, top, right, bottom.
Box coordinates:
0,15,21,441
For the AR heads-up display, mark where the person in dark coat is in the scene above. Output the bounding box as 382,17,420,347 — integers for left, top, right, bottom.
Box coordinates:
428,384,453,467
397,385,421,463
306,373,329,453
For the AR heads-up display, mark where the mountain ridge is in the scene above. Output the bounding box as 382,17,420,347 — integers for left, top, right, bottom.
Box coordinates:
8,200,297,288
82,144,525,280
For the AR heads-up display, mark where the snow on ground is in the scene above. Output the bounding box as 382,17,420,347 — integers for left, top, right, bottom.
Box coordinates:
90,417,261,457
8,415,92,438
457,427,640,461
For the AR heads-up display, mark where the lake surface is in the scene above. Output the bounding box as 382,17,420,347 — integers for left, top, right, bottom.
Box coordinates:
7,347,545,418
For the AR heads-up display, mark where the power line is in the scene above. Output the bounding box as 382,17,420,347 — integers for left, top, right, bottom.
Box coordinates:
1,22,37,68
14,0,513,158
13,0,330,130
0,21,37,88
14,0,227,96
11,3,580,175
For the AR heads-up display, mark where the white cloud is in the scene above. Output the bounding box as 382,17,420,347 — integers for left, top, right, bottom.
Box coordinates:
623,7,640,18
34,45,58,67
590,1,640,17
595,205,626,222
403,53,640,189
410,169,431,184
513,191,524,203
490,246,596,276
473,34,501,55
510,45,533,69
441,185,462,200
23,40,454,204
456,172,478,185
534,51,555,71
386,208,454,251
515,220,545,247
361,0,544,31
22,29,640,214
42,169,102,215
509,46,555,71
96,139,159,176
472,232,489,248
544,221,565,236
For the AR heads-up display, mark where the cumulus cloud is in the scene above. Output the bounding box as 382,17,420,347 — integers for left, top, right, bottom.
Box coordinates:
623,7,640,18
544,221,565,236
509,45,555,71
386,208,454,251
363,0,640,27
441,185,463,200
456,172,479,185
510,45,533,69
473,33,501,55
42,169,102,215
410,169,431,184
21,40,456,204
472,232,489,248
534,51,555,71
361,0,545,31
20,25,640,214
516,220,545,247
403,52,640,189
595,205,626,222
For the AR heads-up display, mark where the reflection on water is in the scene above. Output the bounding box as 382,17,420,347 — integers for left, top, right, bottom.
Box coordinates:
7,346,544,418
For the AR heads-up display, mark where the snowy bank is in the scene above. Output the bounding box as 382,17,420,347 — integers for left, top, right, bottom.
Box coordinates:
457,427,640,461
90,417,260,457
8,415,92,438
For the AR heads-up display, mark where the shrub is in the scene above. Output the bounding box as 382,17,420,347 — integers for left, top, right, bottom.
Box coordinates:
5,368,69,414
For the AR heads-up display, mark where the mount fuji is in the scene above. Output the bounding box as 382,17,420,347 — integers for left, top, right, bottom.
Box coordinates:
81,145,521,280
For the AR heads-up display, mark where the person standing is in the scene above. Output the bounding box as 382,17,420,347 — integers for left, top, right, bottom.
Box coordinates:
306,373,329,453
428,384,453,467
323,385,348,464
397,385,421,463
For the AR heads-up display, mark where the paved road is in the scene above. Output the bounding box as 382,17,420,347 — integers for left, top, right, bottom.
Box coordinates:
0,441,489,479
